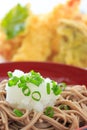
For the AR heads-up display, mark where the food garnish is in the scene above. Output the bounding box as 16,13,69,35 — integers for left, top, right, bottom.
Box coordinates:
1,4,29,39
6,69,66,112
44,106,54,118
13,109,23,117
7,70,66,99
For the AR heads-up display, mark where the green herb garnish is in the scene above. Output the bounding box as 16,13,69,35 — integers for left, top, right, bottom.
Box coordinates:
22,86,31,96
44,107,54,118
8,76,19,86
7,70,66,102
7,71,13,78
52,81,62,95
46,83,50,94
59,105,70,110
13,109,23,117
20,75,27,83
18,82,26,88
1,4,29,39
28,70,43,86
32,91,41,101
59,82,66,91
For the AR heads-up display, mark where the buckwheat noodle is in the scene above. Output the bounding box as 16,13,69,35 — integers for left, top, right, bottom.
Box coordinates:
0,80,87,130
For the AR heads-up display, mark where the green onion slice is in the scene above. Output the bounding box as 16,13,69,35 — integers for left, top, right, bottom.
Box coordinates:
28,70,43,86
8,76,19,86
22,86,31,96
7,71,13,78
32,91,41,101
8,80,15,87
52,81,62,95
20,76,27,83
18,82,26,88
46,83,50,94
13,109,23,117
59,83,66,90
59,105,70,110
44,107,54,118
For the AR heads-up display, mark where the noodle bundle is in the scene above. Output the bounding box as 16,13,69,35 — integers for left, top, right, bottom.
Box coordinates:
0,80,87,130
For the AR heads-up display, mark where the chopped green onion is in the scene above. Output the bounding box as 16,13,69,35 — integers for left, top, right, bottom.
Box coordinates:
26,75,30,83
8,80,14,87
29,78,42,86
8,76,19,86
32,91,41,101
18,82,26,88
46,83,50,94
52,81,62,95
30,70,39,75
51,80,57,87
20,76,27,83
22,86,31,96
59,83,66,90
28,70,43,86
7,71,13,78
44,107,54,118
59,105,70,110
13,109,23,117
7,70,66,100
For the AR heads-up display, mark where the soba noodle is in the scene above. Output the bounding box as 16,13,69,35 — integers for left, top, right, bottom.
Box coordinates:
0,80,87,130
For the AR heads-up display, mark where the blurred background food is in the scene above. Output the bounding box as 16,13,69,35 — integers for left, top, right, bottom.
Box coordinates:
0,0,87,68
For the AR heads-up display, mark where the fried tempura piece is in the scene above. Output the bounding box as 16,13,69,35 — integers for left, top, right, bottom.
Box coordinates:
46,0,80,55
0,33,24,60
2,0,86,68
12,15,52,61
53,19,87,68
12,0,80,62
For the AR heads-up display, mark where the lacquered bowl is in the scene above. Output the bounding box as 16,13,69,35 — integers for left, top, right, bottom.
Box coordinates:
0,62,87,130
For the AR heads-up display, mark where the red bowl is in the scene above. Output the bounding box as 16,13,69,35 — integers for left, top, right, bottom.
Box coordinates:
0,61,87,129
0,62,87,85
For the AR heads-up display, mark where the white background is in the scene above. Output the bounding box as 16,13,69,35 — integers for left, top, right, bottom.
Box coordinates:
0,0,87,19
